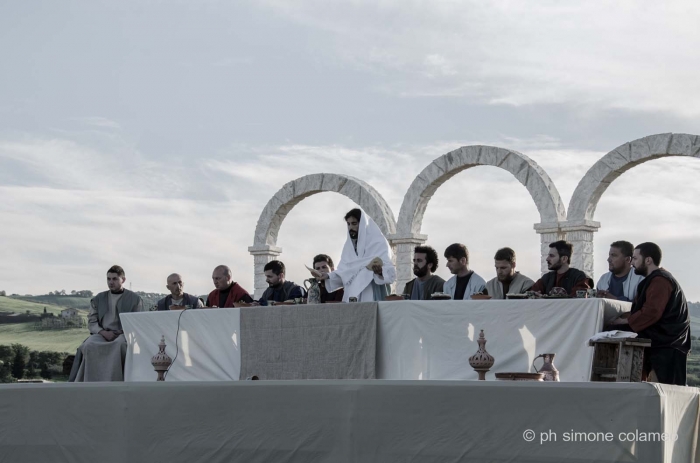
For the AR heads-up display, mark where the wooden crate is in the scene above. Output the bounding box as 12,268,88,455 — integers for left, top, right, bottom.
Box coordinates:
588,338,651,382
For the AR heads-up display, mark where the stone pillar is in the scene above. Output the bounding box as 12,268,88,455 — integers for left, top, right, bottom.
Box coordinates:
558,220,601,278
533,223,565,276
387,233,428,295
248,244,283,299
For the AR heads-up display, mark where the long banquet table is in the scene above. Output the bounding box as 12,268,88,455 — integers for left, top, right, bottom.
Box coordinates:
121,298,630,382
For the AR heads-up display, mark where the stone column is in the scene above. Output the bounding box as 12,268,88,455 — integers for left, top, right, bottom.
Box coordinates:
558,220,601,278
533,223,565,276
387,233,428,295
248,244,283,299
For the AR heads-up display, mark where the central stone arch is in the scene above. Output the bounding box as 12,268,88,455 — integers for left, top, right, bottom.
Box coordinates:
390,145,567,293
248,173,397,298
566,133,700,274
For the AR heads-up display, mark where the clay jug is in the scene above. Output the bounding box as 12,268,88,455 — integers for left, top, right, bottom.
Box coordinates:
468,330,495,380
533,353,559,381
304,278,322,305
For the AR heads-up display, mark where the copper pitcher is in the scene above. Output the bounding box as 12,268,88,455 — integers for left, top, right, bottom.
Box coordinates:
533,353,559,381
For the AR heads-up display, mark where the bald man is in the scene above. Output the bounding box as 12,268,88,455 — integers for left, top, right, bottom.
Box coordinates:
156,273,204,311
206,265,254,308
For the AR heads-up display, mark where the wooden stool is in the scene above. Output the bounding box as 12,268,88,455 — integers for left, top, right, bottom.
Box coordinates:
588,338,651,382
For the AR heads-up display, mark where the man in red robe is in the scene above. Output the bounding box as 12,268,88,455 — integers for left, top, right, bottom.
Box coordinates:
206,265,253,307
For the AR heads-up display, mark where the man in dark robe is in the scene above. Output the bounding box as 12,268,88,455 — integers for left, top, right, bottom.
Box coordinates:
313,254,344,302
206,265,253,307
610,242,690,385
156,273,204,310
531,240,589,297
260,260,305,303
403,245,445,300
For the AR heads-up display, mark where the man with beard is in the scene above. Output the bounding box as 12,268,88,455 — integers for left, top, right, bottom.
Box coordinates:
156,273,204,310
313,254,344,302
69,265,143,382
402,245,445,300
530,240,589,297
206,265,254,307
318,208,396,302
443,243,486,300
609,242,690,385
484,247,534,299
596,241,644,302
260,260,305,303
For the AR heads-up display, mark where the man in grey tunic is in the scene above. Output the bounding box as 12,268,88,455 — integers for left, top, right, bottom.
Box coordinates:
484,247,534,299
69,265,143,382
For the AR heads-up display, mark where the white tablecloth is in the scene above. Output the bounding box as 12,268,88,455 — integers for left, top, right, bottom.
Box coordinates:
121,299,629,382
376,298,630,381
121,308,241,381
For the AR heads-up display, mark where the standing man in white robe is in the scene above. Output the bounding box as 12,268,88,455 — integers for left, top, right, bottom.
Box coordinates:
318,208,396,302
69,265,143,382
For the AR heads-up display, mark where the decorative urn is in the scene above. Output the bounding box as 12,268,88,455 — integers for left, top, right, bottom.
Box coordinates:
151,335,172,381
468,329,495,380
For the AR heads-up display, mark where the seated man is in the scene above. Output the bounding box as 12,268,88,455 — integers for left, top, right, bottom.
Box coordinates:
260,260,305,303
484,247,534,299
596,240,644,302
206,265,253,307
157,273,204,310
443,243,486,300
403,245,445,300
318,208,396,302
69,265,143,382
531,240,589,297
313,254,344,302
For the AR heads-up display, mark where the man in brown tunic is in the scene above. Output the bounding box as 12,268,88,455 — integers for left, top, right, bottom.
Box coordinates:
610,242,690,385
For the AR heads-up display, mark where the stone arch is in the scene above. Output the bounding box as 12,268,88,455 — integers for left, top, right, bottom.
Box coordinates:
566,133,700,274
249,173,397,298
391,145,567,293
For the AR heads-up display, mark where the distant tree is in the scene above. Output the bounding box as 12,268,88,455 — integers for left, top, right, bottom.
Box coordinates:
60,289,66,296
43,307,47,314
71,290,76,295
0,290,5,296
40,362,52,379
11,344,29,380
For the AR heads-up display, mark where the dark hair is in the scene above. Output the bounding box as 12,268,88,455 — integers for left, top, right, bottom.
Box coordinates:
414,245,439,272
444,243,469,262
344,208,362,222
610,240,634,258
635,242,662,266
107,265,125,277
549,240,573,262
494,247,516,264
264,260,285,275
313,254,334,269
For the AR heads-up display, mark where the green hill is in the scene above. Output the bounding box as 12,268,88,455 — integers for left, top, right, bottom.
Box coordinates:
0,322,85,352
10,295,91,310
0,296,69,316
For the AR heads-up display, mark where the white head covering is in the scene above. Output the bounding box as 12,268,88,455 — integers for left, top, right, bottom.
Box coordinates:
334,208,393,299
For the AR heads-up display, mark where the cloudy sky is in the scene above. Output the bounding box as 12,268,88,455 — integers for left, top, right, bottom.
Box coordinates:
2,1,700,299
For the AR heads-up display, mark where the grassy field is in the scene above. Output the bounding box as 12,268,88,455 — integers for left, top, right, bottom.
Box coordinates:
10,295,91,310
0,296,69,316
0,296,87,352
0,323,86,352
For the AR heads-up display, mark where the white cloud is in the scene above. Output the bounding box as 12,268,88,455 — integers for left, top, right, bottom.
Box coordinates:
260,0,700,116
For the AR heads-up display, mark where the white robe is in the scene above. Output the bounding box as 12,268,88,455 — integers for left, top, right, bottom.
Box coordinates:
326,209,396,302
